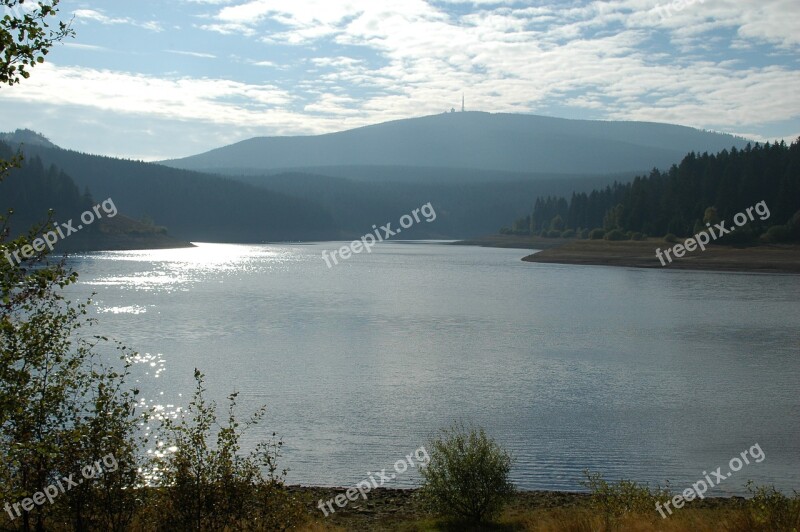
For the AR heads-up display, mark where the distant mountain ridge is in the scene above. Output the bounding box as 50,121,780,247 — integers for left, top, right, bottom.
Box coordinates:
0,129,57,149
162,112,751,177
2,114,758,243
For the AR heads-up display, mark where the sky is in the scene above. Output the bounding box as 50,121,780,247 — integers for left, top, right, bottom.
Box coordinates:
0,0,798,161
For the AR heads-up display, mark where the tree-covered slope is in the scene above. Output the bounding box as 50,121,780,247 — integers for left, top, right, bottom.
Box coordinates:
506,140,800,242
7,141,340,242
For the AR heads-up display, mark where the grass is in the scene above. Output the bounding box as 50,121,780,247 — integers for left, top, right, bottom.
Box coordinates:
292,487,792,532
2,485,793,531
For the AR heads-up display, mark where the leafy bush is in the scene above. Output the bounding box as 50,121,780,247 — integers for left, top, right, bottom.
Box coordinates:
664,233,679,243
604,229,628,241
788,210,800,240
147,370,303,531
550,215,565,231
1,222,143,531
589,228,605,240
743,482,800,531
547,229,562,238
418,424,515,523
760,225,791,243
719,225,758,245
579,228,590,239
582,471,671,529
561,229,576,238
630,232,645,241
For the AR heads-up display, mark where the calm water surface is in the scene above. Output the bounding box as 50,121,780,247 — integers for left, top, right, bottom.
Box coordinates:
66,242,800,495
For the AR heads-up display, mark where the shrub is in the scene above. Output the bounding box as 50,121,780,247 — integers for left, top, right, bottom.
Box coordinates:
1,224,143,531
561,229,576,238
760,225,791,243
788,210,800,240
589,228,605,240
664,233,679,243
579,228,590,239
418,424,515,523
630,232,645,241
547,229,562,238
148,370,304,531
604,229,628,241
743,482,800,531
719,225,757,245
582,471,671,529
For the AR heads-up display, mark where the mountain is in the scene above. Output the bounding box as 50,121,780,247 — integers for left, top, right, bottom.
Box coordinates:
162,112,751,177
0,129,58,149
5,112,756,243
7,142,341,242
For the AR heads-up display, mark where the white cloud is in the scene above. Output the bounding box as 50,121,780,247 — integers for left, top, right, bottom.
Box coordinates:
0,64,297,126
73,8,163,32
4,0,798,159
73,9,132,25
167,50,218,59
62,43,109,52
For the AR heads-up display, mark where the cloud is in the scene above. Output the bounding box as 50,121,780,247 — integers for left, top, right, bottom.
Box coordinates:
73,9,132,25
4,0,798,159
73,8,163,32
0,64,295,125
62,43,109,52
167,50,218,59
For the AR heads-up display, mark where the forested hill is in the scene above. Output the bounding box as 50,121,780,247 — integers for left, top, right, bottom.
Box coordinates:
0,142,192,251
4,140,341,242
0,142,90,232
505,140,800,242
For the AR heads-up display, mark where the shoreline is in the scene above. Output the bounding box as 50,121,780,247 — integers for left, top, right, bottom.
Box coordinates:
451,234,565,250
288,486,750,530
522,239,800,274
454,235,800,274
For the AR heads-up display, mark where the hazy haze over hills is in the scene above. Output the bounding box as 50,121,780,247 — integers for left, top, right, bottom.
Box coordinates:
162,113,751,177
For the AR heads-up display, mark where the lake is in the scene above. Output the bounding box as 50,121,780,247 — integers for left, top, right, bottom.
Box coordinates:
65,242,800,495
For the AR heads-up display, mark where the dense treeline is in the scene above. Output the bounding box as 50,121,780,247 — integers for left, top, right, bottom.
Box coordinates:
505,140,800,242
12,141,341,242
0,143,95,233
